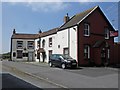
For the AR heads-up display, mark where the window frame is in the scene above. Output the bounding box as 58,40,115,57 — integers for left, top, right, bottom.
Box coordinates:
105,28,110,39
13,52,16,57
49,38,52,47
84,23,90,36
27,41,34,49
17,50,23,59
63,48,69,57
42,39,45,48
17,41,23,49
84,45,90,59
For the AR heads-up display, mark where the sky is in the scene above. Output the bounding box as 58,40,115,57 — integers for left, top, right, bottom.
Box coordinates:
1,1,119,54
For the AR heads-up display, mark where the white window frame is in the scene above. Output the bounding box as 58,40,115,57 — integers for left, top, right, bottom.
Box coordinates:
49,38,52,47
84,45,90,59
27,41,34,49
105,28,109,39
17,41,23,49
84,23,90,36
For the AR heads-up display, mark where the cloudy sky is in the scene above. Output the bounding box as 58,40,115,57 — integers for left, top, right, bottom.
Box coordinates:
1,1,119,54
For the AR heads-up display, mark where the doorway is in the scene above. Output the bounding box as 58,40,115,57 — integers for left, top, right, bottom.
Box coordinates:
28,52,34,62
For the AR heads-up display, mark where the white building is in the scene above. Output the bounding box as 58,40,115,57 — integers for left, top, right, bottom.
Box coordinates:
11,29,38,61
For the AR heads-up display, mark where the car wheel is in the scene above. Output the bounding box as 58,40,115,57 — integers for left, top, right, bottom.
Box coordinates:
61,63,66,69
49,62,53,67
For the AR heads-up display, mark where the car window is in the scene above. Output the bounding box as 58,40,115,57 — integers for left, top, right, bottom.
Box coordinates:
56,55,60,60
50,55,56,60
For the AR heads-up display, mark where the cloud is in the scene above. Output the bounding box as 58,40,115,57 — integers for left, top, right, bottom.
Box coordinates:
25,2,69,12
5,1,69,12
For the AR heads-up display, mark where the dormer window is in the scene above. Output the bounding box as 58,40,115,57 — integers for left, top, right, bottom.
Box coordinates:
84,23,90,36
105,28,109,39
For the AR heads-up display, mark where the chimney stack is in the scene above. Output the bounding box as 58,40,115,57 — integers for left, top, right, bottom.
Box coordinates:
64,13,69,23
13,28,16,34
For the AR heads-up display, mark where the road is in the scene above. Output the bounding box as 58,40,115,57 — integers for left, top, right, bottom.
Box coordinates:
1,60,119,89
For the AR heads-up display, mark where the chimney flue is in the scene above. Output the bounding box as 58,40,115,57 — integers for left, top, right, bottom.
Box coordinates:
13,28,16,34
64,13,69,23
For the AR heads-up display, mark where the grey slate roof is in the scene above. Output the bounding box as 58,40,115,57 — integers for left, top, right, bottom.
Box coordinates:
60,6,97,30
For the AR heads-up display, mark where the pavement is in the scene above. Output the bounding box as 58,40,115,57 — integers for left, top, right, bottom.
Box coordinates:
24,61,119,71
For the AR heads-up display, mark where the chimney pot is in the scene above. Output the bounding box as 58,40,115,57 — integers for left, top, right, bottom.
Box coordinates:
13,29,16,34
64,13,69,23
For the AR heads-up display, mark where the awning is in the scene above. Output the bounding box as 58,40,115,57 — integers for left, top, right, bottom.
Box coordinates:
93,40,105,48
37,48,45,53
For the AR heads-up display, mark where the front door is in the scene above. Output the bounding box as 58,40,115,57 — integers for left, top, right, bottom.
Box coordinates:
101,48,110,66
28,52,33,61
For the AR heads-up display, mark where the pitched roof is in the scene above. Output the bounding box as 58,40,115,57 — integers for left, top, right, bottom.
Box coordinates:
60,6,98,30
39,27,58,37
11,33,38,39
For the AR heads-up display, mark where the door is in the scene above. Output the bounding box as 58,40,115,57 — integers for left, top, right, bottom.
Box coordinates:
101,48,109,66
28,52,33,61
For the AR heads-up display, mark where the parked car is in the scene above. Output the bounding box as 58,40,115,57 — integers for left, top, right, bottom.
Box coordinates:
49,54,77,69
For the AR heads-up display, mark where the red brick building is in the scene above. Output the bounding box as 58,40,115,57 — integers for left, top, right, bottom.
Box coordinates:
60,6,116,66
113,43,120,65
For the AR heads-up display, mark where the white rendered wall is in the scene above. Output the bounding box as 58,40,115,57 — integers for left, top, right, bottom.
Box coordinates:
11,39,35,61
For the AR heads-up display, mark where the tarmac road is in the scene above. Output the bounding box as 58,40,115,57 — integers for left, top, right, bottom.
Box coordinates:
1,60,119,89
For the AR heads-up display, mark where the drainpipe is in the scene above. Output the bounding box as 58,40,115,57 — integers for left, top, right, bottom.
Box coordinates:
68,28,70,56
39,36,41,63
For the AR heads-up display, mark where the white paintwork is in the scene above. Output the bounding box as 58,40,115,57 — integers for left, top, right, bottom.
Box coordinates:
35,34,57,63
34,26,77,63
11,39,35,61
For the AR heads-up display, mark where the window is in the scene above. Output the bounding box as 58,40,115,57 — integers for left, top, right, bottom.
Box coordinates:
37,40,40,48
49,50,53,59
42,39,45,48
49,38,52,47
23,53,28,57
17,41,23,49
84,45,90,59
63,48,69,57
17,50,23,58
84,23,90,36
105,28,109,39
28,41,34,49
13,52,16,57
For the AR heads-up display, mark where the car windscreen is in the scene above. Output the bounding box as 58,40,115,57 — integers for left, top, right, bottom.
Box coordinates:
60,55,73,59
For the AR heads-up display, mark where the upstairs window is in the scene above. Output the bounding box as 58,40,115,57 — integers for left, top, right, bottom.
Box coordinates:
84,23,90,36
42,39,45,48
105,28,109,39
17,41,23,49
49,38,52,47
27,41,34,49
37,40,40,48
84,45,90,59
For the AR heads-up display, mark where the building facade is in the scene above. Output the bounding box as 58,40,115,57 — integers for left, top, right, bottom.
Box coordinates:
11,6,119,66
11,29,38,61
